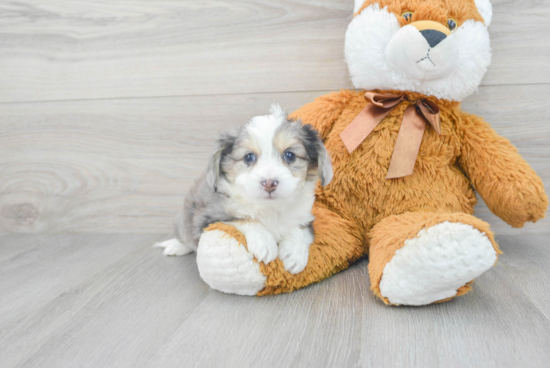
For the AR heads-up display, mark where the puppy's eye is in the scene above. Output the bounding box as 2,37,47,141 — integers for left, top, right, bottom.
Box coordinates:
402,11,413,22
244,153,256,165
447,18,457,31
283,151,296,163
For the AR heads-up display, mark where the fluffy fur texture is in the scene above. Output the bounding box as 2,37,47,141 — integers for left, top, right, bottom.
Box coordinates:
189,0,548,306
197,229,267,295
378,221,497,305
346,0,491,101
157,105,333,275
475,0,492,26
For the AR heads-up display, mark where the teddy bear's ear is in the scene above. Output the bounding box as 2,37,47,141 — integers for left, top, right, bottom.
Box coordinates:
475,0,493,27
354,0,367,14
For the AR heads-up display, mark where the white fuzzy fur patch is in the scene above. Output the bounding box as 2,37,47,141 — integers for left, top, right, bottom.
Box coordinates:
196,230,266,296
475,0,493,27
353,0,366,14
379,221,497,306
345,4,492,102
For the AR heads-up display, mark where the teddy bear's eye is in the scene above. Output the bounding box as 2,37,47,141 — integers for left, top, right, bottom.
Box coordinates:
447,18,458,31
401,11,413,22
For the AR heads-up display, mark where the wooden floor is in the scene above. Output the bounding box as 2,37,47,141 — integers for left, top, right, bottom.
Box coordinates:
1,233,549,368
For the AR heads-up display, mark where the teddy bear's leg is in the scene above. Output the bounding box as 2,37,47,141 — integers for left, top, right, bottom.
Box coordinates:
368,212,501,306
196,205,365,296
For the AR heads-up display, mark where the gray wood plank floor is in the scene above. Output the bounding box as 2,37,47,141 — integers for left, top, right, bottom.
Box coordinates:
1,234,549,368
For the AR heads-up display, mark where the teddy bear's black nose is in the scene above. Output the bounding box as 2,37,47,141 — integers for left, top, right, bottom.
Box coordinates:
420,29,447,48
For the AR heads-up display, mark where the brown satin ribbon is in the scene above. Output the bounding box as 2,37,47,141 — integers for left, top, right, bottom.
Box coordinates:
340,92,441,179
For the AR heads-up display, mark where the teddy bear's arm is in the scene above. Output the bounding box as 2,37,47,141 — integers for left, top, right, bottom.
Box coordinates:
289,91,350,139
458,112,548,228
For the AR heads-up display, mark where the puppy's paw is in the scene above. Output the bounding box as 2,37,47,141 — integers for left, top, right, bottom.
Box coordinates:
278,239,309,274
154,238,194,256
245,230,278,264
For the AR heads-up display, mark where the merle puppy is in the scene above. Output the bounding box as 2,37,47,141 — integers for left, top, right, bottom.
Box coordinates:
156,104,333,274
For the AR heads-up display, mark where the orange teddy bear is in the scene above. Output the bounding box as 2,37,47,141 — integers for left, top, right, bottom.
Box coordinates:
193,0,547,305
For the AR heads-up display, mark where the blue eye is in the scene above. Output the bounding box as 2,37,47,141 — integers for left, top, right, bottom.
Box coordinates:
284,151,296,163
244,153,256,164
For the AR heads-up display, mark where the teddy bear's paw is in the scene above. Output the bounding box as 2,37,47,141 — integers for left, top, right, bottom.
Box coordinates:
154,238,194,256
379,221,497,306
196,230,267,296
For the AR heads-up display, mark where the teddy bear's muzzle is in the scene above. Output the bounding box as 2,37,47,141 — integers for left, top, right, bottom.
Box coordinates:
414,20,451,48
386,20,458,81
419,29,447,48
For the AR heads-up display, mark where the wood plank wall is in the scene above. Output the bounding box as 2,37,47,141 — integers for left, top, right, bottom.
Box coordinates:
0,0,548,234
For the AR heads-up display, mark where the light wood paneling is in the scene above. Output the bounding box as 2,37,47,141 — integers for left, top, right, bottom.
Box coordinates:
1,85,548,234
0,0,548,234
0,0,549,103
1,233,549,368
0,91,327,233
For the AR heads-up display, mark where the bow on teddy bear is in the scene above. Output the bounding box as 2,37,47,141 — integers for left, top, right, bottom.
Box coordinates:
193,0,548,306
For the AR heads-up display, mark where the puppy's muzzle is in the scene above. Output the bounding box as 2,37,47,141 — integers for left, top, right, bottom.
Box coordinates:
411,20,451,48
262,179,278,193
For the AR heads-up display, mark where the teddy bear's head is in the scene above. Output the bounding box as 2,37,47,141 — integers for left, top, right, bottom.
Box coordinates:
345,0,492,101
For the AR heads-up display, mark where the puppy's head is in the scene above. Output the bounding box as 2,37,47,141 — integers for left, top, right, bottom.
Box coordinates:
207,104,333,202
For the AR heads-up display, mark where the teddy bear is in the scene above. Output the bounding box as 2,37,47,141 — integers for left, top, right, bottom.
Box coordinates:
193,0,548,305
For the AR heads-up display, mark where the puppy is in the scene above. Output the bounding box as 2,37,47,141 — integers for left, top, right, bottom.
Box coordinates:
155,104,333,274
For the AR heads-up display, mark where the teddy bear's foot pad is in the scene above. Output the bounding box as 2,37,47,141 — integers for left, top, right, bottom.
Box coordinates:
196,230,267,295
379,221,497,306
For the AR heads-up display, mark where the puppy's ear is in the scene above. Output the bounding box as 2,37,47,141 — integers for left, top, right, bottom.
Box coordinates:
300,123,333,187
206,130,238,190
206,149,223,190
317,143,333,187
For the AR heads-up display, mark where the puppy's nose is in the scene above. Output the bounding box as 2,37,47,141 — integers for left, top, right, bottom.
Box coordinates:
420,29,447,48
261,179,279,193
